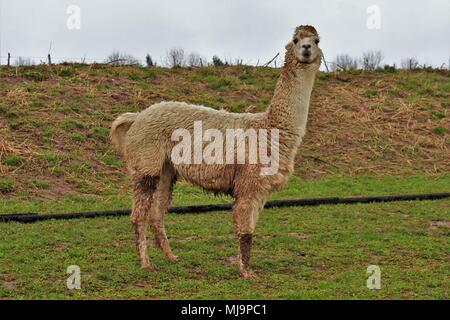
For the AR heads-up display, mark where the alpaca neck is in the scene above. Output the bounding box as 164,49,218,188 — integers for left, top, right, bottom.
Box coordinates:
267,54,319,138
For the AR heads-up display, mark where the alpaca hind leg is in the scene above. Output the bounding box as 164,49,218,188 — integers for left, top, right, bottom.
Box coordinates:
233,196,266,278
131,176,159,270
150,165,178,261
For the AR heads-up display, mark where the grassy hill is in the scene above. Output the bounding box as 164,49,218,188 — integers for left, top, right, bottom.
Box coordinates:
0,64,448,205
0,65,449,299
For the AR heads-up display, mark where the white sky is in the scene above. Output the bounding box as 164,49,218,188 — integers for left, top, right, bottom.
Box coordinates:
0,0,449,67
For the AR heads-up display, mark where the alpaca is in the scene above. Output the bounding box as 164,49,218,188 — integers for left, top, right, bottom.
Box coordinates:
110,25,322,278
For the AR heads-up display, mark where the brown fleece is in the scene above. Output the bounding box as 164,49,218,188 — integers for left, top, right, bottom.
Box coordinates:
239,234,253,271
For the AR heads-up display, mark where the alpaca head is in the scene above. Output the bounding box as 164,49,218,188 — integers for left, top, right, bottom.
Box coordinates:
285,25,322,65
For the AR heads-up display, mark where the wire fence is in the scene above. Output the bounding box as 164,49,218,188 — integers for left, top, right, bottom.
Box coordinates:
0,52,350,71
0,54,108,66
0,53,449,72
0,53,283,68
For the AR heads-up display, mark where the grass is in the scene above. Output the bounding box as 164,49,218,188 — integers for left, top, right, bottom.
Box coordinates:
430,110,447,120
0,197,448,299
433,126,448,136
60,119,85,130
1,174,449,215
2,154,22,167
29,179,50,190
0,174,448,299
71,133,87,142
0,178,15,194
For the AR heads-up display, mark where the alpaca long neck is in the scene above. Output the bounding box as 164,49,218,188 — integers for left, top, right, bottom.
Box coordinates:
267,58,318,138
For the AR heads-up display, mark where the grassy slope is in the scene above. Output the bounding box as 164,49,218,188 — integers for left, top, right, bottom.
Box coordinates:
0,65,449,299
0,65,449,200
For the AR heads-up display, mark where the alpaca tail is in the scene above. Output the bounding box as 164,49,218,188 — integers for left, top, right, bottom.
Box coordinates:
110,112,138,155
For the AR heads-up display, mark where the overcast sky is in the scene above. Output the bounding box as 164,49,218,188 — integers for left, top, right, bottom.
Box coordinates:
0,0,449,67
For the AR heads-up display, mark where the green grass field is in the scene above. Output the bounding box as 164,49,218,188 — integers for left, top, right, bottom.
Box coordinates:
1,174,449,299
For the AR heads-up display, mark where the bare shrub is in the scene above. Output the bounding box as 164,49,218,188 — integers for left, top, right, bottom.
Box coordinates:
224,57,244,66
166,48,185,68
361,50,384,70
106,51,141,66
401,57,419,70
187,52,207,67
333,54,358,71
145,54,155,67
232,57,244,66
14,57,34,66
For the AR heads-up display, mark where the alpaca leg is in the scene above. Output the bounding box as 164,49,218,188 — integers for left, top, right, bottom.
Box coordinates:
150,165,178,261
130,176,159,270
233,196,266,278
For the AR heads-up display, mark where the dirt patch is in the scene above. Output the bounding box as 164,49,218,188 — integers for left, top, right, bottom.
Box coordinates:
53,241,70,250
1,281,15,291
288,232,309,240
0,274,17,291
136,278,159,287
429,221,450,231
227,255,237,264
171,236,199,242
313,264,327,271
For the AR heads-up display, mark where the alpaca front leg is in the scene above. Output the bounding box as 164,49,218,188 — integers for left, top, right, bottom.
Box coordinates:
233,197,265,278
237,233,254,278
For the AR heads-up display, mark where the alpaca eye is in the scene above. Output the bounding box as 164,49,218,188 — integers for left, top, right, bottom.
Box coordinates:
293,38,299,44
315,39,320,45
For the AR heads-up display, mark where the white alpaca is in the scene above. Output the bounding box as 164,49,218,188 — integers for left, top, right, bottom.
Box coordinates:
111,25,322,277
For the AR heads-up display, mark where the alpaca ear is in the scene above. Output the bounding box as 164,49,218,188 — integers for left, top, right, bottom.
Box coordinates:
285,42,293,51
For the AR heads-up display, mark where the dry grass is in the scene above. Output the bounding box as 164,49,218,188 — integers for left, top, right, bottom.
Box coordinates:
306,71,449,177
0,64,448,199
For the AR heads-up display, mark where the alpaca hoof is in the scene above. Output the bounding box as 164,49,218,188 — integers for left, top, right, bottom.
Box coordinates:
167,254,180,262
141,262,157,271
240,269,256,279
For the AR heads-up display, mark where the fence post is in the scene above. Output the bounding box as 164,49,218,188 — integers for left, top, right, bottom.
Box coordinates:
7,53,11,66
321,53,330,72
48,54,52,65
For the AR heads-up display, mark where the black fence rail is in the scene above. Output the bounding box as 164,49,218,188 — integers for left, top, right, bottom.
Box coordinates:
1,192,449,224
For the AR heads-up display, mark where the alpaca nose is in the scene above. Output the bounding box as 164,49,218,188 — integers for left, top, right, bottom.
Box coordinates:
302,45,312,57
